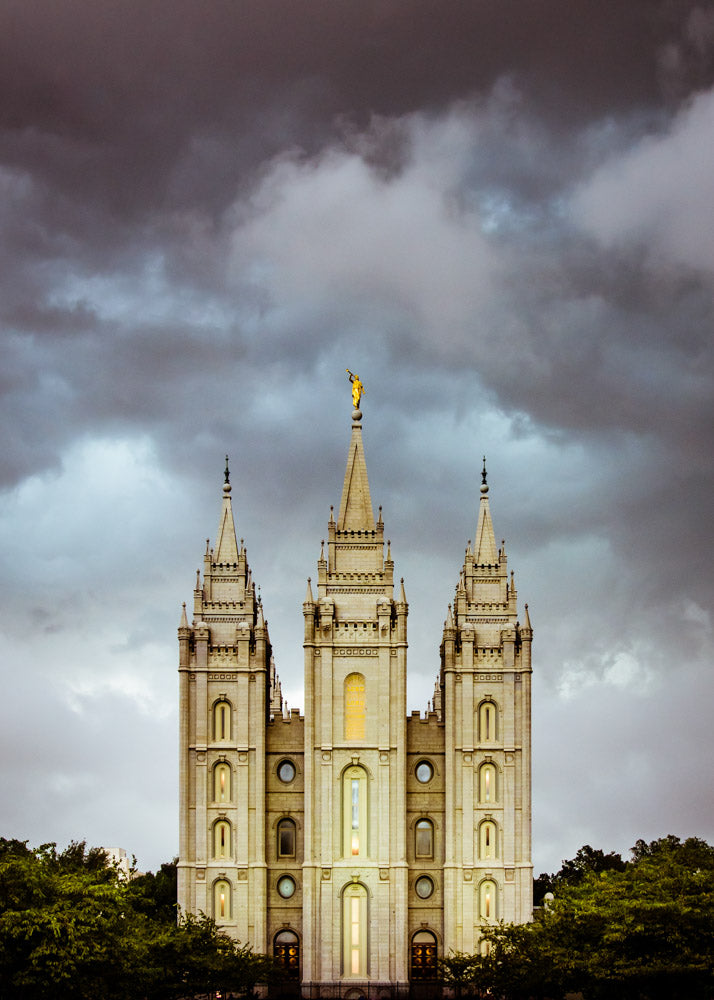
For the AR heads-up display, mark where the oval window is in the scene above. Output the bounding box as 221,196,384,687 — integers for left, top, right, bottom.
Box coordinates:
277,875,296,899
278,760,296,783
415,876,434,899
415,760,434,784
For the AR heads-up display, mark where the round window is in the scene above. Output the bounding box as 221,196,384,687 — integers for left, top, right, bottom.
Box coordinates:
278,760,296,783
415,876,434,899
277,875,296,899
415,760,434,783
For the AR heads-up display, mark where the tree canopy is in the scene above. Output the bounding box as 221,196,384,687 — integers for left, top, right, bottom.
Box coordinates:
442,835,714,1000
0,838,277,1000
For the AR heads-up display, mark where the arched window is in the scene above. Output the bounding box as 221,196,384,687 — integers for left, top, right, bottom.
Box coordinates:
344,672,366,740
274,930,300,979
479,879,497,923
214,878,231,920
411,931,438,980
342,883,368,977
342,766,368,858
479,820,498,860
478,762,497,803
213,700,231,741
213,820,231,859
478,700,498,742
277,817,296,859
213,762,231,802
415,818,434,859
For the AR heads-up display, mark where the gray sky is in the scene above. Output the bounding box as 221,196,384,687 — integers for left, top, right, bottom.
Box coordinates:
1,0,713,876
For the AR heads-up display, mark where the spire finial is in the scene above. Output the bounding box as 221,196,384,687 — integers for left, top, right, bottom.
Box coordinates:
346,368,364,419
223,455,231,494
480,455,488,494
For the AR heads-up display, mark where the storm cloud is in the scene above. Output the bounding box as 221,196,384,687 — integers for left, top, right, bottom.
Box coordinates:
1,0,713,874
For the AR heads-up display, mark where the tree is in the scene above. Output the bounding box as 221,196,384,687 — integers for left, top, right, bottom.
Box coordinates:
471,837,714,999
0,838,277,1000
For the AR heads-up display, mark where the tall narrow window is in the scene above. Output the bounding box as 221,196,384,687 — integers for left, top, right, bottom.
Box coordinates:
213,762,231,802
479,880,497,922
344,673,366,741
342,883,368,977
274,930,300,979
277,818,296,859
478,700,498,742
213,820,231,859
214,879,231,920
411,931,438,980
479,821,498,860
213,700,231,741
342,766,368,858
478,762,497,803
415,818,434,859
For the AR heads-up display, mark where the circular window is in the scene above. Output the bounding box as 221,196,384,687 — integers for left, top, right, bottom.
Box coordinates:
277,875,296,899
278,760,296,783
415,760,434,783
415,876,434,899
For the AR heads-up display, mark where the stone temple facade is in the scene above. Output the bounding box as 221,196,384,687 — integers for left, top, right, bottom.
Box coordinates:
177,406,533,992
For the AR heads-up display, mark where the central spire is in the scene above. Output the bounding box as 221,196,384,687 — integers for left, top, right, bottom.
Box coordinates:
336,408,375,531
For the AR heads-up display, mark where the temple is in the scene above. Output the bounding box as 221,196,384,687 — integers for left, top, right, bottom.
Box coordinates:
177,402,533,992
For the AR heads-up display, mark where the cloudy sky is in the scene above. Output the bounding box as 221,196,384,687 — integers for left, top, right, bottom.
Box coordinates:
1,0,713,877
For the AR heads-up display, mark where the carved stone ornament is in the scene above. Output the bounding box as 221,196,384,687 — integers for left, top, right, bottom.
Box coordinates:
379,869,389,881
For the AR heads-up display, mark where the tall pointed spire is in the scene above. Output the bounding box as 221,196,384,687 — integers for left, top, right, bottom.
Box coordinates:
337,411,375,530
474,456,498,565
215,455,240,563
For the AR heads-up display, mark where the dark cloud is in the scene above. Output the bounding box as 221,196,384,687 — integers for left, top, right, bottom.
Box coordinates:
1,0,713,873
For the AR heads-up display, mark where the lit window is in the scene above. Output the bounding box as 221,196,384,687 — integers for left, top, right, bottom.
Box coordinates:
213,700,231,741
478,763,497,803
479,880,497,922
344,673,366,740
342,766,368,858
214,879,231,920
213,762,231,802
478,701,498,742
213,820,231,859
343,883,368,977
479,821,498,860
415,819,434,859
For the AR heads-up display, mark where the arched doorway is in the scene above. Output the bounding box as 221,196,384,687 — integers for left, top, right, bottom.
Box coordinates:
411,930,438,980
274,929,300,980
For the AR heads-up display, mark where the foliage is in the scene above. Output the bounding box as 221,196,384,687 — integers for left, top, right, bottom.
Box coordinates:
0,838,278,999
476,836,714,1000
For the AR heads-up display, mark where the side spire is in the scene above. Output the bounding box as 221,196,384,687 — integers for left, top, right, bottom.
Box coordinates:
215,455,240,563
474,456,498,565
337,408,375,530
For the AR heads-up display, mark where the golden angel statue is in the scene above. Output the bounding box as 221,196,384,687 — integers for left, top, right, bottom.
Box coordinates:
346,369,364,408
